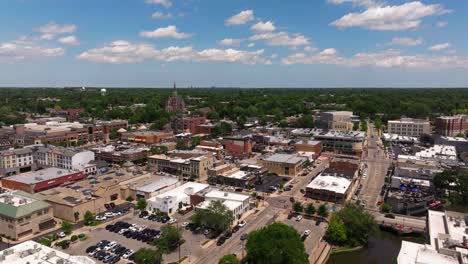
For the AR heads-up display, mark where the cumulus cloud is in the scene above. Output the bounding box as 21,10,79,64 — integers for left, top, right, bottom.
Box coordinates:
140,25,193,39
319,48,337,56
76,40,269,65
304,46,318,52
145,0,171,8
248,43,255,48
249,32,309,47
225,10,254,25
388,37,423,46
0,39,64,61
57,35,80,46
331,1,451,31
327,0,381,8
218,38,243,46
151,12,173,19
36,22,77,40
428,43,451,51
251,21,276,32
281,48,468,69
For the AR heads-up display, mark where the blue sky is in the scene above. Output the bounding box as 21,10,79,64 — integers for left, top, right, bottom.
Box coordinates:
0,0,467,87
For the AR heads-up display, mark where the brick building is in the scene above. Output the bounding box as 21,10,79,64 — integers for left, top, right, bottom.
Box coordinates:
435,115,468,136
222,137,253,158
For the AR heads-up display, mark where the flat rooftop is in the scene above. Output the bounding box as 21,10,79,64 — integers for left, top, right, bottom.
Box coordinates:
307,174,351,194
0,240,95,264
314,130,365,140
136,176,179,193
204,189,249,202
150,182,209,202
263,154,305,165
4,167,76,184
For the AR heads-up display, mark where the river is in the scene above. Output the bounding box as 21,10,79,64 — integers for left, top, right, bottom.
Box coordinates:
327,230,425,264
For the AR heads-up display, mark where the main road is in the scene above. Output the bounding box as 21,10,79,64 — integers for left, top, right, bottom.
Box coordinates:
359,122,392,210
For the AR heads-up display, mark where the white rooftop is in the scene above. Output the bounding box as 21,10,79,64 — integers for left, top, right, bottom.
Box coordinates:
307,174,351,194
263,153,305,165
150,182,209,202
204,189,250,202
0,240,95,264
226,170,249,179
398,241,458,264
5,167,76,184
136,176,179,193
197,200,243,212
0,191,36,207
416,145,457,161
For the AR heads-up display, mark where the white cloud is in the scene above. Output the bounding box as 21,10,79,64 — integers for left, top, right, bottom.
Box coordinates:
428,43,451,51
0,39,64,61
151,12,173,19
140,25,193,39
304,46,318,52
248,43,255,48
249,31,309,46
145,0,171,8
225,10,254,25
251,21,276,32
319,48,337,56
218,38,243,46
388,37,423,46
36,22,76,35
281,48,468,69
77,40,269,65
40,33,55,40
331,1,451,31
327,0,381,8
58,35,80,46
436,21,447,28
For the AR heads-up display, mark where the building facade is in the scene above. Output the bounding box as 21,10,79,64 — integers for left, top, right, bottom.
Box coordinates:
222,137,253,158
261,154,306,177
387,118,431,137
435,115,468,137
165,84,186,113
170,115,206,134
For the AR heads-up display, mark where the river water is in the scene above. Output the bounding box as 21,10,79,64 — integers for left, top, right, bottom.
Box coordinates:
327,230,425,264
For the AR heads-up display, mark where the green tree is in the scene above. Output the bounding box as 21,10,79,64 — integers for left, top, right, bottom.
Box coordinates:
293,202,303,213
219,254,239,264
153,225,183,253
191,136,202,147
150,145,168,155
137,198,148,211
61,221,73,235
246,222,308,264
176,140,188,150
126,195,134,202
434,169,468,206
305,204,316,215
109,129,119,140
327,214,347,245
83,211,94,225
191,200,234,232
134,248,163,264
317,204,328,218
39,237,52,247
380,203,392,213
294,115,314,128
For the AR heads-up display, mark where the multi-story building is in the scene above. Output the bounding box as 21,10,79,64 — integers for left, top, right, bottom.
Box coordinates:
165,84,186,113
222,137,253,158
148,150,214,181
261,153,306,177
294,140,323,157
196,190,251,220
313,130,365,155
316,111,359,131
92,144,148,163
170,115,206,134
0,148,34,176
0,240,95,263
0,190,55,240
51,108,85,122
96,119,129,134
387,118,431,137
435,115,468,137
148,182,209,215
121,131,173,144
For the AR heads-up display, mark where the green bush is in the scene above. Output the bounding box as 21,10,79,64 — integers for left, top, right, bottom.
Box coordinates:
71,235,78,241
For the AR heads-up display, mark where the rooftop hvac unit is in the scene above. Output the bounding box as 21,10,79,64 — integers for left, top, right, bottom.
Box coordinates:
0,255,5,261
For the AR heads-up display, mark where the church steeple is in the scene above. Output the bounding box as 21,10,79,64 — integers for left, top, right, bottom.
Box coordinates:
173,81,177,96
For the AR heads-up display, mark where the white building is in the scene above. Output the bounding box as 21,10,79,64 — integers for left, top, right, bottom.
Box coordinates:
197,190,250,220
34,146,96,174
0,240,95,264
147,182,209,215
134,176,180,199
306,174,352,203
387,118,431,137
398,210,468,264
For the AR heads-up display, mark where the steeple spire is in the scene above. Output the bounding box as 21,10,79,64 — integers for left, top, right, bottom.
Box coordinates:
173,81,177,96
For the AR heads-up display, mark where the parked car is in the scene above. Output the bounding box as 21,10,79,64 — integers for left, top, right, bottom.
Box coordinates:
96,215,107,221
240,233,248,241
384,213,395,219
168,218,177,224
238,220,246,227
296,215,303,221
58,232,66,238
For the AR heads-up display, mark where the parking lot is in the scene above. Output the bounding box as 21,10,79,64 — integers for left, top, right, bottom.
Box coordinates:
388,142,424,159
64,211,208,263
254,174,288,192
281,215,326,255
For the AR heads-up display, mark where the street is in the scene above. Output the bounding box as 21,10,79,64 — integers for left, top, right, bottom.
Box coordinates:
359,122,392,210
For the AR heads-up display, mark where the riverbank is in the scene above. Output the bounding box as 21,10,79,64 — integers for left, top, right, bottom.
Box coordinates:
327,230,425,264
330,246,363,255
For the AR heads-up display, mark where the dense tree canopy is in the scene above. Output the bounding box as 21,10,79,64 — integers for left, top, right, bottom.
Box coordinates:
134,248,163,264
152,225,183,253
434,169,468,205
246,222,308,264
191,200,234,232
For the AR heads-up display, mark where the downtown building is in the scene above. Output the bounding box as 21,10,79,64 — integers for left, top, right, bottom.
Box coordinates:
435,115,468,137
387,118,431,137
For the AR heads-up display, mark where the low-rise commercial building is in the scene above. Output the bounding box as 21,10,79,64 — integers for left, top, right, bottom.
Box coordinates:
398,210,468,264
294,140,322,157
386,176,434,215
0,240,95,264
0,190,55,240
92,144,149,163
148,150,214,181
196,190,250,220
0,148,34,176
148,182,209,215
261,153,306,177
121,131,173,144
96,120,128,134
222,137,253,158
387,118,431,137
316,111,359,131
1,168,86,193
170,115,206,134
306,173,353,203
